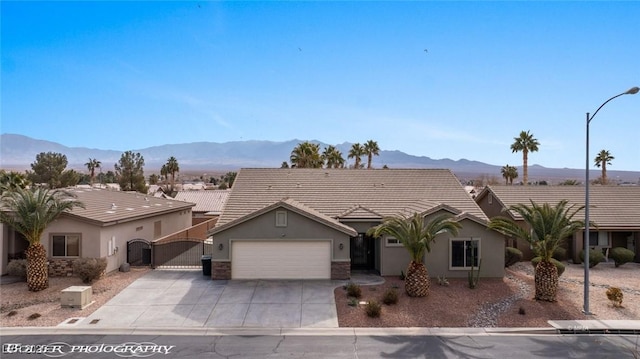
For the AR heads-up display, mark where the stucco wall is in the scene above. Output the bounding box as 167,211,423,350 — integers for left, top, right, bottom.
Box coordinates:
379,218,504,278
42,210,192,273
211,208,351,262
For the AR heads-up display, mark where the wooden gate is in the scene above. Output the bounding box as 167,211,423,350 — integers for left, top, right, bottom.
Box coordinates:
127,239,152,266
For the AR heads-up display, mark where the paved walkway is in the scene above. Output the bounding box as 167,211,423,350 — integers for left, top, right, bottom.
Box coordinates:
71,270,347,329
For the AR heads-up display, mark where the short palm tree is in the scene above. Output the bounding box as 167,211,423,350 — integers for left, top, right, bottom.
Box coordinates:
290,141,323,168
322,145,345,169
594,149,614,185
363,140,380,169
510,131,539,186
500,164,518,185
84,158,101,185
348,143,365,169
367,213,461,297
0,187,84,291
488,200,585,302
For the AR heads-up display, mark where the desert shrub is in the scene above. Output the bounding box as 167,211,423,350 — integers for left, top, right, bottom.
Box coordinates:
552,247,567,261
6,259,27,278
606,287,624,307
345,282,362,298
365,300,381,318
348,298,357,307
73,257,107,284
531,257,565,277
609,247,635,267
28,313,41,320
505,247,523,267
579,249,605,268
382,288,399,305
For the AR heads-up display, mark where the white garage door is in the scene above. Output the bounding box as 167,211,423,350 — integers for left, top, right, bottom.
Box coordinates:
231,241,331,279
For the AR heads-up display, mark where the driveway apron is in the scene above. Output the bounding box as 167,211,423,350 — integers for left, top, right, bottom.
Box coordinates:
76,270,342,329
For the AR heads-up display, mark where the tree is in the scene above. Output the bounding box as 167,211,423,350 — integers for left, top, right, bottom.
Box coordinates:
290,141,323,168
500,165,518,185
510,131,539,186
0,170,30,194
0,187,84,291
281,161,290,168
363,140,380,169
165,156,180,193
220,171,237,188
114,151,147,193
594,150,614,185
27,152,68,188
348,143,365,169
149,174,159,185
322,145,345,169
367,213,461,297
84,158,102,185
488,200,585,302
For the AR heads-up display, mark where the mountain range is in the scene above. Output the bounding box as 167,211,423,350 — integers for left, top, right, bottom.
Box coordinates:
1,133,638,184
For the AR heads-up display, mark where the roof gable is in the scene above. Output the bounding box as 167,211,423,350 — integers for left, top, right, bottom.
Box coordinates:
210,197,358,237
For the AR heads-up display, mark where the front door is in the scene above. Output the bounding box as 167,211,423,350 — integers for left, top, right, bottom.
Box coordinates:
350,233,375,270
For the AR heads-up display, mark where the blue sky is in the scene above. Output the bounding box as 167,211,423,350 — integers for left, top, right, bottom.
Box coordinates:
2,1,639,171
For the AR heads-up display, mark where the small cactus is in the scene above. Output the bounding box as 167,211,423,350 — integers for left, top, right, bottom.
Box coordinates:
437,275,449,286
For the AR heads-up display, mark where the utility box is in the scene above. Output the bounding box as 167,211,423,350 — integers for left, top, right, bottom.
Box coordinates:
61,286,93,309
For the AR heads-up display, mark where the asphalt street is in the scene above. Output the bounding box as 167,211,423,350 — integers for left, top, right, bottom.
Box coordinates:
1,333,638,358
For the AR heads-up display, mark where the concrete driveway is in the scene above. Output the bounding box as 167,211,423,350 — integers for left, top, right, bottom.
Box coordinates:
75,270,343,329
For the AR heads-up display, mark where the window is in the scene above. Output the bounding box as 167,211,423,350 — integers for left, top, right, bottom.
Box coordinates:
450,238,480,270
488,194,493,205
275,210,287,227
385,237,402,247
51,234,80,257
589,231,610,247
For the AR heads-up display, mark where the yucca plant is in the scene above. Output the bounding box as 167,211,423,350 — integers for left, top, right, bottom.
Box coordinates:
0,187,84,291
488,200,585,302
367,213,461,297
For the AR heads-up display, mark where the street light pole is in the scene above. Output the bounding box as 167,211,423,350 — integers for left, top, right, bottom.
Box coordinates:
584,86,639,315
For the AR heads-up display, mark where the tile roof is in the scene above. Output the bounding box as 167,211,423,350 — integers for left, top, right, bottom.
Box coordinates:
210,197,358,237
216,168,487,227
61,188,194,226
477,185,640,229
173,190,230,214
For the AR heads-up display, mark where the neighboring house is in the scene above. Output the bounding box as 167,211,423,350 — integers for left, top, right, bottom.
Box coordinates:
173,190,230,225
475,186,640,263
1,188,194,276
208,168,505,280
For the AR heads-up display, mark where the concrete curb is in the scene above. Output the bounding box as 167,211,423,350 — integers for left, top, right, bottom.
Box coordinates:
0,326,558,337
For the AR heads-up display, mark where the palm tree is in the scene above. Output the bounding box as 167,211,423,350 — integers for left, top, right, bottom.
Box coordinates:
165,156,180,193
510,130,539,186
322,145,345,169
594,150,614,185
500,164,518,185
367,213,461,297
348,143,365,169
0,187,84,291
84,158,102,185
488,200,585,302
0,170,30,194
290,141,322,168
363,140,380,169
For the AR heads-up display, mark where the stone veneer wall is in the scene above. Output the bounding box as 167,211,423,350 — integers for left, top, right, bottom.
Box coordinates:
48,259,75,277
331,261,350,280
212,261,231,280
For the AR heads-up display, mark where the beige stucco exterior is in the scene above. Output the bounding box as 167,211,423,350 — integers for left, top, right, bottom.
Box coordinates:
43,210,193,273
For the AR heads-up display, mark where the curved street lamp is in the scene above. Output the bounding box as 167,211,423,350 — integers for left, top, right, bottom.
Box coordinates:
584,86,639,315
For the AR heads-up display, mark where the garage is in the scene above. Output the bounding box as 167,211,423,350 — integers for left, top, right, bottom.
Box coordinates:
231,240,331,279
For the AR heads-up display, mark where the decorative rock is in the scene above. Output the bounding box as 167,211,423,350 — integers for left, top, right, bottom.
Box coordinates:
119,263,131,272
